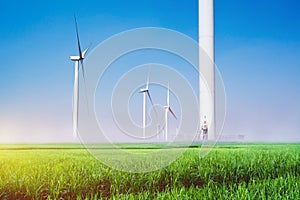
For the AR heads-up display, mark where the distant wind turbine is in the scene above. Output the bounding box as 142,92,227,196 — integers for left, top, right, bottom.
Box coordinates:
139,72,155,138
164,84,177,141
70,16,90,138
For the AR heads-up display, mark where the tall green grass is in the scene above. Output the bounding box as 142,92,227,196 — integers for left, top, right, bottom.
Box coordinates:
0,143,299,199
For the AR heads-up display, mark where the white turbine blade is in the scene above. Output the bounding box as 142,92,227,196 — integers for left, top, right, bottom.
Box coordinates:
146,68,150,90
74,16,82,58
82,43,91,58
169,107,177,120
79,60,90,114
146,77,149,90
167,83,170,106
80,60,86,82
146,91,154,107
147,90,158,117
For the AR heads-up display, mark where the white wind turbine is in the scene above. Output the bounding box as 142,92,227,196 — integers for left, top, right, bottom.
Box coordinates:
164,84,177,141
199,0,215,140
70,17,90,138
139,73,155,138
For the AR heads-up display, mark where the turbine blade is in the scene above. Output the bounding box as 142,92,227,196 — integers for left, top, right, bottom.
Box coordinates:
146,91,154,106
169,107,177,120
167,83,170,106
74,16,82,58
80,60,86,82
82,43,91,58
145,65,151,90
147,90,158,118
79,60,90,115
146,75,149,90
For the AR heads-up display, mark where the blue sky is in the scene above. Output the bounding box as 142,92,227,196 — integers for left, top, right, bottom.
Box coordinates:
0,0,299,142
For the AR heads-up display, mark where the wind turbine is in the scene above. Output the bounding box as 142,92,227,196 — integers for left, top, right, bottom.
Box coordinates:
164,84,177,141
70,17,90,138
199,0,215,140
139,73,155,138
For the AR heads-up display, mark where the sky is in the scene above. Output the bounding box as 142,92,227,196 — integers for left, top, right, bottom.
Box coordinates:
0,0,299,142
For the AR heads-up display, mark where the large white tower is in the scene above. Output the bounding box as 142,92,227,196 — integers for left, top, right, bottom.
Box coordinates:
199,0,215,140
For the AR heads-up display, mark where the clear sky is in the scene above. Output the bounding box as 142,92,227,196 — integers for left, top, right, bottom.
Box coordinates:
0,0,299,142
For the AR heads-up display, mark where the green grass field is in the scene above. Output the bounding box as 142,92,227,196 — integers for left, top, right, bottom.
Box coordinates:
0,143,299,199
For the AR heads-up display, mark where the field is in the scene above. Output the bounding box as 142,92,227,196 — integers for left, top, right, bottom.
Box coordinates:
0,143,299,199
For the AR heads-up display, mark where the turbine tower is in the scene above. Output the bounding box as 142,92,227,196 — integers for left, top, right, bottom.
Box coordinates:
164,84,177,141
139,73,155,138
70,17,90,138
199,0,215,140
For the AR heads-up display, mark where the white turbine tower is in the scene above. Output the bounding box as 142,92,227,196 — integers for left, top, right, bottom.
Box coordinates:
164,84,177,141
139,73,155,138
199,0,215,140
70,17,90,138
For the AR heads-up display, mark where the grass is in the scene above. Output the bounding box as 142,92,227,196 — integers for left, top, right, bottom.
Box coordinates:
0,143,299,199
